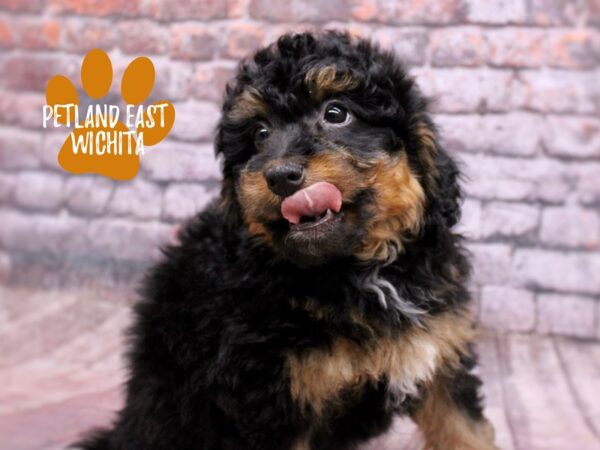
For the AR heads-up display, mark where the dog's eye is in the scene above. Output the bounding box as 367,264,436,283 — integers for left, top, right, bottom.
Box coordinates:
323,104,350,125
254,125,270,142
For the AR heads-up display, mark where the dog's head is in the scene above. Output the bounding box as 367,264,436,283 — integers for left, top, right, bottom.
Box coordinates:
216,31,461,267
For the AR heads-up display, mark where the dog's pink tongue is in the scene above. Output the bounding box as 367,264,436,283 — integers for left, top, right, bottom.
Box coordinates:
281,182,342,224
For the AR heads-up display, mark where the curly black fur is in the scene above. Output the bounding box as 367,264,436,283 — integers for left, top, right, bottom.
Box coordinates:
74,31,494,450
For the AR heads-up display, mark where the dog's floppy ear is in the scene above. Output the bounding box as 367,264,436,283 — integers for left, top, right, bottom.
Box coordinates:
431,147,462,228
215,120,244,231
218,175,243,230
414,120,462,230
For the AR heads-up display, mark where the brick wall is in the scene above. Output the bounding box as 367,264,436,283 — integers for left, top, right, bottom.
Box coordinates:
0,0,598,339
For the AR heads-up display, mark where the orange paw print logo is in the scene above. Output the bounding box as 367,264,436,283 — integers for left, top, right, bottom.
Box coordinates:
44,49,175,181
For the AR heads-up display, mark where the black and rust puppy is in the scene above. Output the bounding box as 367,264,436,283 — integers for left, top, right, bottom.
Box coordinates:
77,31,498,450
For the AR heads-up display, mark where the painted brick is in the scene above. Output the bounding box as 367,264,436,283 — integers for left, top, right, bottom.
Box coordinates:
14,171,65,212
17,18,61,50
228,0,246,18
64,176,114,217
590,0,600,26
465,0,527,24
222,23,264,59
119,20,169,55
479,286,536,332
397,0,467,24
576,162,600,206
0,128,42,170
468,243,512,285
528,0,587,26
250,0,353,22
163,183,216,221
537,293,596,338
486,28,545,68
169,101,220,142
47,0,144,17
62,18,116,53
462,170,535,203
0,91,45,130
373,28,429,67
459,154,569,203
353,0,466,24
141,141,221,182
456,198,481,240
547,29,600,69
513,250,600,295
540,207,600,249
150,61,195,103
86,219,173,261
1,54,79,92
107,178,162,220
0,208,88,255
0,172,16,203
0,0,597,341
437,113,543,156
512,70,599,115
414,68,515,113
481,202,539,239
429,26,487,67
249,0,293,21
0,250,10,284
597,301,600,340
193,63,237,103
170,25,217,61
543,116,600,159
0,15,15,48
0,0,44,12
40,132,66,171
152,0,228,20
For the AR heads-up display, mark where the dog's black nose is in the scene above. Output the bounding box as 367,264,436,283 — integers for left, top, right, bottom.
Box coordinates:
264,163,305,197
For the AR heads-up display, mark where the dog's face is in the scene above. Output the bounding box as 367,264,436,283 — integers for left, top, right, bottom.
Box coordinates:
216,32,460,266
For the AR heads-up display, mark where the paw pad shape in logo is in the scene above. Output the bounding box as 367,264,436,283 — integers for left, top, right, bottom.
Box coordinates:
45,49,175,181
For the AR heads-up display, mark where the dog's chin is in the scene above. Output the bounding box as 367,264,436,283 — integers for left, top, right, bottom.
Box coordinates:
269,210,361,267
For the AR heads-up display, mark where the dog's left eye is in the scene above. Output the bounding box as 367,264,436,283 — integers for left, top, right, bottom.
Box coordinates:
323,104,350,125
254,124,270,142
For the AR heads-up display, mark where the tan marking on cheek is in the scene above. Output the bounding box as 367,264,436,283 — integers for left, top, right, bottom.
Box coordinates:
291,437,312,450
287,310,474,416
227,87,269,123
414,120,439,193
305,65,360,101
246,221,273,244
413,381,498,450
305,150,370,201
237,169,279,243
356,155,425,262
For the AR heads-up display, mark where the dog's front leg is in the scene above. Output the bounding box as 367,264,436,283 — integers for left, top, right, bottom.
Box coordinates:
411,370,498,450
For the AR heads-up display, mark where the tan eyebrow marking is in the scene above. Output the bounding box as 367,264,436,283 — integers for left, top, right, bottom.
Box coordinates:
227,87,270,123
305,65,360,101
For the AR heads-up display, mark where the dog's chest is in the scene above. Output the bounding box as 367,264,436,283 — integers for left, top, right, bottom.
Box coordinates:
286,329,442,416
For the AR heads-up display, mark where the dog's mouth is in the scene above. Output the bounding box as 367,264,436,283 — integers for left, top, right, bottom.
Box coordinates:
281,182,342,234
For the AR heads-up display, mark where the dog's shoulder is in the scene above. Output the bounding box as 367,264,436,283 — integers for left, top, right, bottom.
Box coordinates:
128,201,248,366
138,198,276,315
136,201,239,308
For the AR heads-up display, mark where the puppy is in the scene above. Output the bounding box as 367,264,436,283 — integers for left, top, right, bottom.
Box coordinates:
76,31,498,450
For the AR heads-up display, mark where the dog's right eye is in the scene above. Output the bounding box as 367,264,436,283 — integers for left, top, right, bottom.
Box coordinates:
323,103,350,125
254,125,270,142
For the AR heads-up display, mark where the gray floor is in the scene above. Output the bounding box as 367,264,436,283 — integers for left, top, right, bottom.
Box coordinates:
1,286,599,450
